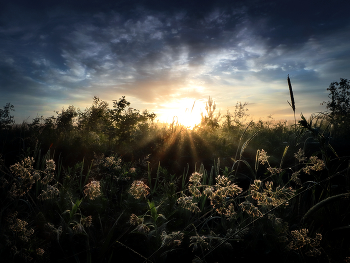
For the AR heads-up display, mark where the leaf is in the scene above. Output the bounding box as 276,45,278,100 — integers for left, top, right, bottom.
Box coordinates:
148,200,158,222
70,199,83,220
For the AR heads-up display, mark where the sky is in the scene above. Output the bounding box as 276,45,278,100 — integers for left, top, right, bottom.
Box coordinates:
1,0,350,126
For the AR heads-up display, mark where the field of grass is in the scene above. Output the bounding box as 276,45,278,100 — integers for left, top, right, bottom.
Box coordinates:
1,88,350,262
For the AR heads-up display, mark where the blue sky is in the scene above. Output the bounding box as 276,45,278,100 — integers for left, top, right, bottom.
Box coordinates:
1,0,350,125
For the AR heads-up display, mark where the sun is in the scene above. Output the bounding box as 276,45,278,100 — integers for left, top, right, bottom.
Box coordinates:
159,98,204,129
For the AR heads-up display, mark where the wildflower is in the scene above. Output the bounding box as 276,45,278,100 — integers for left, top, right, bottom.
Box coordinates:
251,189,263,201
250,180,263,201
239,201,263,217
215,175,229,186
41,159,56,184
83,181,102,200
189,172,202,185
203,186,214,197
103,156,121,170
10,157,35,177
188,172,203,197
267,167,283,175
9,217,34,242
291,171,302,185
276,186,295,201
215,175,243,195
135,223,150,234
104,156,115,167
189,235,209,252
129,180,150,199
177,195,201,213
161,231,184,247
38,184,60,200
287,229,322,256
303,166,312,174
129,214,143,225
302,156,325,174
251,179,262,191
203,175,242,217
73,223,85,234
250,179,295,207
45,159,56,172
294,148,307,162
82,216,93,227
265,181,273,191
188,184,202,197
309,156,325,171
36,248,45,256
258,149,269,165
9,157,36,197
6,211,18,223
288,229,310,250
9,218,28,232
218,203,236,219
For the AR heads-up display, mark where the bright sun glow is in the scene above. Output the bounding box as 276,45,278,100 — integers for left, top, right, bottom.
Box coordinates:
158,98,205,129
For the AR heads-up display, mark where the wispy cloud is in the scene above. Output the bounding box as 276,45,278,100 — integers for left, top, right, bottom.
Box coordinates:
0,0,350,122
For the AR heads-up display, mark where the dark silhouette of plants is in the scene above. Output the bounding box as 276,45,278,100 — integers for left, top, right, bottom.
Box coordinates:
222,102,249,133
324,78,350,122
1,77,350,262
0,103,15,130
109,96,156,146
200,96,220,130
56,105,78,134
78,96,111,133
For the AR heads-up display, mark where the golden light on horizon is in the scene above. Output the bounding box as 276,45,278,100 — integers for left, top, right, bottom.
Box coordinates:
158,98,205,129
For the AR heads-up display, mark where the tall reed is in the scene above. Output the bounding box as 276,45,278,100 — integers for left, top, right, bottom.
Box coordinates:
287,74,297,142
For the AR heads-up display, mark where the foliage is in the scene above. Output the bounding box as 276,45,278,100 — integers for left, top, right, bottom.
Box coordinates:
0,102,15,129
221,102,249,132
56,105,78,133
0,78,350,262
324,78,350,122
200,96,220,130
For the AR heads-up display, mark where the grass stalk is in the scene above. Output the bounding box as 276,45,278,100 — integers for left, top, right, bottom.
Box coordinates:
287,74,297,143
301,193,350,222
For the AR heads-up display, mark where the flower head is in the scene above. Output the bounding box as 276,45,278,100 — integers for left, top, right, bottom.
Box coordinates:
129,180,150,199
258,149,270,165
294,148,307,162
83,181,101,200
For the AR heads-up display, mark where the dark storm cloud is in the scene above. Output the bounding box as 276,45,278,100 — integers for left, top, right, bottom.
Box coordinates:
0,0,350,121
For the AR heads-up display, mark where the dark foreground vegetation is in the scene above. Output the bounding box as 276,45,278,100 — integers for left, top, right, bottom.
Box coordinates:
1,78,350,262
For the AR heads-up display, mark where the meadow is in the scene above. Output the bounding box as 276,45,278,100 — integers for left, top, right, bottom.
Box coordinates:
1,78,350,262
